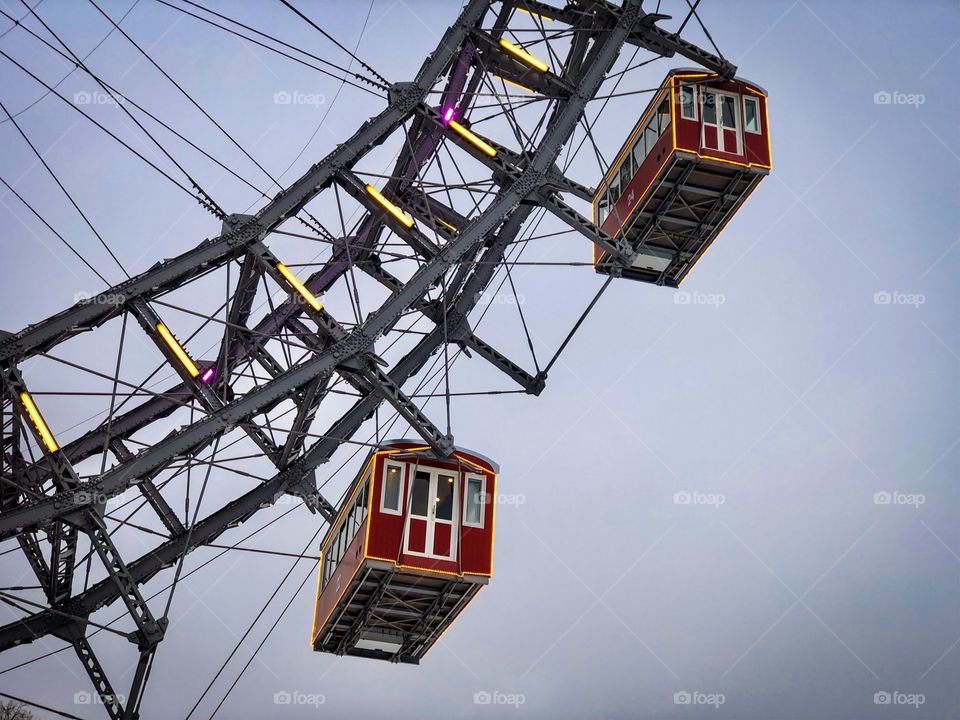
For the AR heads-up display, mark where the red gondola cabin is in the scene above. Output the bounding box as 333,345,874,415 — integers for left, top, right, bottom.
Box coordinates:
593,68,771,285
311,440,497,663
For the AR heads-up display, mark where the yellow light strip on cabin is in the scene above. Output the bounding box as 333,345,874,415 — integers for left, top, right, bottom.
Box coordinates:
447,120,497,157
276,262,323,312
156,323,200,377
492,74,534,93
365,185,414,228
19,391,58,452
498,39,549,73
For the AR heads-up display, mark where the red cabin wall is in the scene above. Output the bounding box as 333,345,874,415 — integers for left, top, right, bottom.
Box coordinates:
599,125,674,238
365,444,495,578
672,74,771,169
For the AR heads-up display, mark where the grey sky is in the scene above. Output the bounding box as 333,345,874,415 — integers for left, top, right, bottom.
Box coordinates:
0,1,958,718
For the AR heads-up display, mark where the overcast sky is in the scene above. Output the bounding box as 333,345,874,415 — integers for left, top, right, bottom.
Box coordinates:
0,0,958,718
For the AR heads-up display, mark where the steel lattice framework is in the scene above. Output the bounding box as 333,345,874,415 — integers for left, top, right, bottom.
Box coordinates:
0,1,734,716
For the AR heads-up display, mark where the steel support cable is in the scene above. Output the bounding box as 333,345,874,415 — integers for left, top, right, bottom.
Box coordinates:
156,0,388,94
0,691,84,720
86,0,291,194
0,172,110,285
0,97,132,278
0,7,281,206
277,0,390,88
0,0,128,125
20,0,227,220
263,0,378,186
184,524,323,719
207,549,316,718
0,49,217,208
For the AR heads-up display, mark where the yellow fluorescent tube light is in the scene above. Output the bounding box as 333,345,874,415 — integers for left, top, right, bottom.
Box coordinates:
499,38,549,73
437,218,458,232
493,74,533,93
156,323,200,377
447,120,497,157
20,391,58,452
365,184,414,228
276,262,323,312
517,7,553,21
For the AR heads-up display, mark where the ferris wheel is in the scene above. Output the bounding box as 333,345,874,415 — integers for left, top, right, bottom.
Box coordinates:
0,1,769,717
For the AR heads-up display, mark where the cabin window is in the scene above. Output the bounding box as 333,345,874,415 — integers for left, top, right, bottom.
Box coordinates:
743,95,760,133
436,473,455,521
618,161,631,194
381,463,403,515
632,133,646,169
609,174,620,205
597,194,609,225
702,92,717,125
720,95,737,128
464,475,485,527
644,123,658,156
410,470,430,517
680,84,696,120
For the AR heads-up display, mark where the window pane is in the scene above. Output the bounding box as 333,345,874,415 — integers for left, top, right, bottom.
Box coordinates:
633,134,646,167
645,126,658,155
436,474,455,521
703,93,717,124
410,471,430,517
383,466,401,511
619,161,631,191
680,85,695,119
744,97,759,131
721,96,736,127
465,478,483,524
